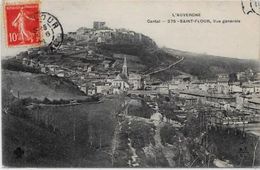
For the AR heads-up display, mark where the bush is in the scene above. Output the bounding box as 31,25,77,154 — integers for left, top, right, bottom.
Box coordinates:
160,125,178,145
43,97,51,104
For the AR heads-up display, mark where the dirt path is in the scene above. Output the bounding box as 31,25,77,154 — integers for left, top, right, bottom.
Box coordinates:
145,56,184,76
110,97,133,167
128,137,139,167
153,122,176,167
110,119,121,166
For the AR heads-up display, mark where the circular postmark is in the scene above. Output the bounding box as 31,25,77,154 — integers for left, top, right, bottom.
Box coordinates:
250,0,260,16
241,0,260,16
40,12,63,50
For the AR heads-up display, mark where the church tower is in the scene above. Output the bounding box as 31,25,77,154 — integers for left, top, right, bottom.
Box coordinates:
122,57,128,77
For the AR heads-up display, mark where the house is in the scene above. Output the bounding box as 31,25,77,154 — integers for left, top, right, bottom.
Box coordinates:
93,21,106,30
245,68,254,80
169,83,179,90
79,85,88,94
151,112,163,125
76,27,92,35
97,37,105,43
198,82,209,91
80,75,86,80
242,82,260,94
156,84,169,94
237,69,254,82
253,83,260,93
242,83,255,94
87,86,96,96
237,72,246,81
254,73,260,81
48,65,56,72
235,94,245,110
29,59,36,67
179,90,236,104
229,82,242,93
95,82,111,95
57,71,66,77
83,64,90,71
247,98,260,110
128,73,142,90
217,73,229,82
111,60,119,68
102,60,111,69
88,72,99,77
39,64,47,73
216,83,229,94
172,74,192,84
170,75,192,91
27,47,42,55
112,74,130,92
88,50,94,55
67,32,77,39
22,58,29,65
87,65,94,73
106,74,116,83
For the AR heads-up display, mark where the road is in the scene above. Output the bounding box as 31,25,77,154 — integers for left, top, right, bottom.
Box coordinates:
144,56,184,76
110,97,131,166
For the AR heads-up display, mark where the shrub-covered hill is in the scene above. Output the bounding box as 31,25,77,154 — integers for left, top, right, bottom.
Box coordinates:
2,70,86,100
97,44,179,69
159,48,260,80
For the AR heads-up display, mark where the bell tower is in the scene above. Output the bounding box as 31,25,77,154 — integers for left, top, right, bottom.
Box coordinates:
122,57,128,77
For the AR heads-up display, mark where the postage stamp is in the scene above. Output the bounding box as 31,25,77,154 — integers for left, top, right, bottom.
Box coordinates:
4,3,41,46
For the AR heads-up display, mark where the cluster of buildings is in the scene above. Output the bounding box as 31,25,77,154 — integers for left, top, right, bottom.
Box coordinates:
22,55,143,96
65,21,155,46
19,21,159,99
21,46,260,114
20,21,260,118
168,71,260,113
140,71,260,141
126,68,260,114
67,56,143,96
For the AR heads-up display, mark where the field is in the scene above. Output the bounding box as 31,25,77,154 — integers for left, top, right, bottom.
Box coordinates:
2,95,124,167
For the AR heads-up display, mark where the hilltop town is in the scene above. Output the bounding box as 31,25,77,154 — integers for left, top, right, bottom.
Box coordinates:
2,21,260,167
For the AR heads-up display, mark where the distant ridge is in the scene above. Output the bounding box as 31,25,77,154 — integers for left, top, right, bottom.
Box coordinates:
161,48,260,80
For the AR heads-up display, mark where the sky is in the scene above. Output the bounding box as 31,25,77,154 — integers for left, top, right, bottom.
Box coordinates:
1,0,260,60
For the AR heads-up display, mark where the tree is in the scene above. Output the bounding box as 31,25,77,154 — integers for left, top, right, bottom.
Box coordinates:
252,137,259,167
9,100,29,118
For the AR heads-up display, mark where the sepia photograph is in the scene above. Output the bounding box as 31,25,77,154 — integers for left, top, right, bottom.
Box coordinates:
1,0,260,168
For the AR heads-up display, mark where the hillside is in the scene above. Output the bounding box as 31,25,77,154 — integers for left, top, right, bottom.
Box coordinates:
2,70,86,100
97,44,179,69
152,48,260,80
8,27,260,81
61,28,180,72
76,28,260,80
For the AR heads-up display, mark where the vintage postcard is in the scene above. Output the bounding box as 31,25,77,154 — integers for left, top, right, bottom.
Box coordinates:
1,0,260,168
